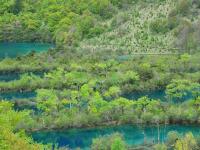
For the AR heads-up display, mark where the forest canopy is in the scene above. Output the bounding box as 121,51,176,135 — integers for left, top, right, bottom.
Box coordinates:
0,0,132,45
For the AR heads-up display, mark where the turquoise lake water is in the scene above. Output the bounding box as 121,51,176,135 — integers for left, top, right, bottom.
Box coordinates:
1,89,193,103
0,42,53,58
0,72,44,82
0,90,166,101
31,124,200,150
123,90,166,100
0,91,36,100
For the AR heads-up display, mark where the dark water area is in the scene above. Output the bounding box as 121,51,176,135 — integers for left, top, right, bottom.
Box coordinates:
123,90,166,100
0,72,44,81
0,91,36,100
31,124,200,150
0,42,54,58
0,73,20,81
117,55,132,61
123,90,194,102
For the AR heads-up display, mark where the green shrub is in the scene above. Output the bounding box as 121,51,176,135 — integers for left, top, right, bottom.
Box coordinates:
193,0,200,8
88,25,105,38
111,13,129,28
167,16,180,30
91,133,127,150
153,144,167,150
176,0,192,16
150,19,170,34
166,131,179,147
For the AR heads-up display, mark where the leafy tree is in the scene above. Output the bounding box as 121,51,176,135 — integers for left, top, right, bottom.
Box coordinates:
138,63,153,81
123,71,139,84
0,101,47,150
111,136,127,150
166,131,180,147
36,89,62,114
180,53,191,70
111,97,133,115
153,144,167,150
91,133,127,150
45,67,65,88
104,86,121,100
175,132,197,150
166,79,192,102
88,92,108,113
190,83,200,99
11,0,24,14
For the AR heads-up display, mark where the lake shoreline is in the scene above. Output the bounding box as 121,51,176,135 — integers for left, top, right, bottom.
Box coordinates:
28,121,200,133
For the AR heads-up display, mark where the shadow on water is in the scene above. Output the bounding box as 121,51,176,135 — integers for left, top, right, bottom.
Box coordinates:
31,124,200,150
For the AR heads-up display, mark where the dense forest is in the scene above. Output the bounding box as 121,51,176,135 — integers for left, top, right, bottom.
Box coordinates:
0,0,200,150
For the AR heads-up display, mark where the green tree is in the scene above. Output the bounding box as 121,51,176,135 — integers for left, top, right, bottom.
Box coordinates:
9,0,24,14
153,144,167,150
0,101,47,150
91,133,127,150
104,86,121,100
166,79,192,102
180,53,191,70
111,136,127,150
36,89,62,114
175,132,197,150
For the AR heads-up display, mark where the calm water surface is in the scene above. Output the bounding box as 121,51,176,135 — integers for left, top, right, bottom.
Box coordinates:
0,42,54,58
0,91,36,100
0,72,44,81
31,125,200,150
123,90,166,100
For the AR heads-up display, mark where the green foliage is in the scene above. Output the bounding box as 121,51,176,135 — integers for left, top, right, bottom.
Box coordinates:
150,19,170,34
176,0,192,16
111,136,127,150
166,79,192,101
111,12,129,28
175,132,197,150
180,53,191,63
0,1,200,150
91,133,127,150
1,1,200,149
36,89,62,113
0,101,48,150
153,144,167,150
0,0,124,44
166,131,179,147
104,86,121,100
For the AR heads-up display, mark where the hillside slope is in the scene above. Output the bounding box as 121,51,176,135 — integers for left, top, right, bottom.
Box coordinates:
76,0,200,55
78,0,176,54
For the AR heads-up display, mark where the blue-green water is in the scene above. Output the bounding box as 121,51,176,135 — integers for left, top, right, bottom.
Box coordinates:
31,125,200,150
0,42,54,58
0,72,44,81
123,90,166,100
0,91,36,100
1,89,192,103
0,73,20,81
123,90,194,102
